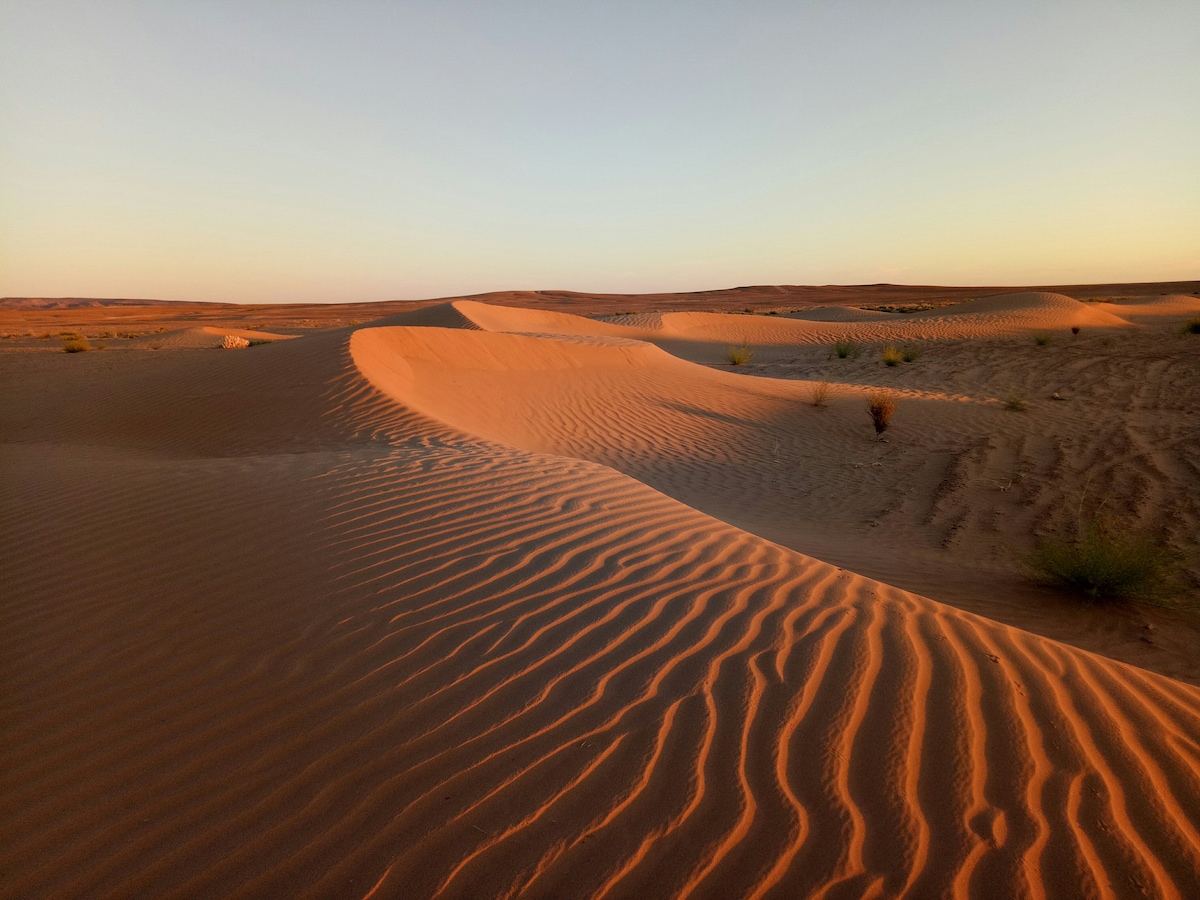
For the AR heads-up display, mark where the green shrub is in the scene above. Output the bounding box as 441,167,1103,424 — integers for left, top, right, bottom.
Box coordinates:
726,343,755,366
881,345,904,366
1029,518,1177,602
832,338,860,359
901,345,922,362
1033,332,1052,346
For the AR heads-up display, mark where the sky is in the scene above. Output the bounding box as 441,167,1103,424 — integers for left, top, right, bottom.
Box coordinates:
1,1,1197,303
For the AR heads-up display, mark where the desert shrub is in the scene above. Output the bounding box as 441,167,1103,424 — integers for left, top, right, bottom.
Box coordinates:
1004,389,1027,411
1034,332,1052,346
901,345,922,362
1180,317,1200,335
221,334,250,350
1030,518,1176,602
1071,325,1081,335
248,339,270,347
832,338,860,359
866,391,897,439
881,345,904,366
810,378,834,407
726,343,754,365
62,339,90,353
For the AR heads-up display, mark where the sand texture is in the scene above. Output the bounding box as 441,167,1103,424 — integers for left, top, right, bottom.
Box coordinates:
3,292,1200,898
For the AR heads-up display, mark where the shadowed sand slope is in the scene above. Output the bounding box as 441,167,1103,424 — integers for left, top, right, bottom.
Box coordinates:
3,319,1200,898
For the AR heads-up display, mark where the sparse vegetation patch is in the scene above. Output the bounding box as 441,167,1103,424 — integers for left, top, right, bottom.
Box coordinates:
881,345,904,366
1030,517,1177,602
1033,332,1052,346
62,339,90,353
1004,390,1027,411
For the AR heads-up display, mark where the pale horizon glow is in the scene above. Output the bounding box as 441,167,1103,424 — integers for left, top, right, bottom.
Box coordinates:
1,1,1197,303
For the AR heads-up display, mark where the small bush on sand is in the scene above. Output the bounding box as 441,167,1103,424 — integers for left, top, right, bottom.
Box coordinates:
222,334,250,350
1033,332,1052,346
901,345,922,362
1180,317,1200,335
881,345,904,366
1030,517,1177,602
1004,390,1027,411
726,343,754,366
866,391,897,439
832,338,860,359
248,339,270,347
810,378,834,407
1071,325,1081,335
62,339,90,353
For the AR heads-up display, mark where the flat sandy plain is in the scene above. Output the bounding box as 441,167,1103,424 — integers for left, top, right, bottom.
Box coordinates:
3,282,1200,898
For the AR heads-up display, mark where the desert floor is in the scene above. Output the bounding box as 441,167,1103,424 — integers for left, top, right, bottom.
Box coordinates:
3,290,1200,898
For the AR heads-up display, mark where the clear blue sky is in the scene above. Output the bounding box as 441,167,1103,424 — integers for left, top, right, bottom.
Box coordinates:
1,1,1197,302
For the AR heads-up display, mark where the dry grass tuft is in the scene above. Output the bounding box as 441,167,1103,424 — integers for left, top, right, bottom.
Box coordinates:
810,378,834,407
901,345,922,362
1071,325,1081,335
726,343,755,366
881,345,904,366
62,339,90,353
866,391,897,439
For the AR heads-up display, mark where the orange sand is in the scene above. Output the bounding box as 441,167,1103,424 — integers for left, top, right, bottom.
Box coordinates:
2,291,1199,897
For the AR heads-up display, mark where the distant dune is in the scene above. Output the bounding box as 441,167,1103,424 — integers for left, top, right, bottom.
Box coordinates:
2,290,1199,897
0,296,218,309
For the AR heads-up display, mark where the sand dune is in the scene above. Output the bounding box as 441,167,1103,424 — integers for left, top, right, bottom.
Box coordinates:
121,325,298,350
382,293,1136,368
3,298,1200,898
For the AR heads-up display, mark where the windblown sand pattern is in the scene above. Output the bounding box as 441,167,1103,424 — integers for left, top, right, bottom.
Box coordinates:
3,295,1200,898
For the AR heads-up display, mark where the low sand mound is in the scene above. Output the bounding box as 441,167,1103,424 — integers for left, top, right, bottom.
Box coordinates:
784,305,897,322
909,291,1128,326
125,325,296,350
2,321,1199,897
1097,294,1200,322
